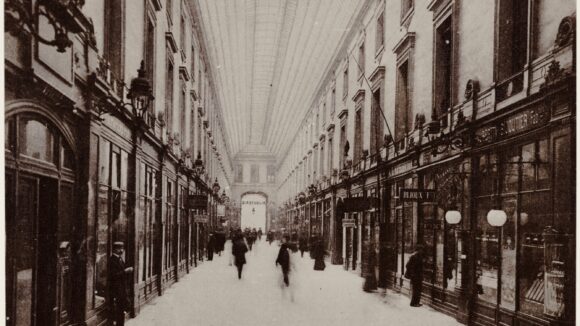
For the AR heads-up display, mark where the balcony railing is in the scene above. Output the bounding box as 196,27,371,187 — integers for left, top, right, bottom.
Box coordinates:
496,71,524,103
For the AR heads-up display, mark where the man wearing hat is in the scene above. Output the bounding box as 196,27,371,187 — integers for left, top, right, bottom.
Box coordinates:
110,242,133,325
405,244,424,307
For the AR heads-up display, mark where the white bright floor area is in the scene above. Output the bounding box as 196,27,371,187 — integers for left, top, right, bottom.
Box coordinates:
127,239,461,326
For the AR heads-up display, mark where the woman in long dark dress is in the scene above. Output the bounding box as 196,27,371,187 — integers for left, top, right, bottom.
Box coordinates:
313,239,326,271
232,234,249,279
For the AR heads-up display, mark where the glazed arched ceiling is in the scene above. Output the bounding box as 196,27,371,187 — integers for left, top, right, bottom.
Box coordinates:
196,0,364,159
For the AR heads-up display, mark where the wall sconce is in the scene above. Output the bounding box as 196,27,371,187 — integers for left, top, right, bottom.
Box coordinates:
487,209,507,227
445,210,462,225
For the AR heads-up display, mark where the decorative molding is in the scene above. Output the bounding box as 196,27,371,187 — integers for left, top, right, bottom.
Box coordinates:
555,15,575,49
369,65,385,91
352,89,366,104
150,0,163,11
326,123,336,132
338,109,348,120
427,0,452,17
179,66,191,81
190,89,198,101
393,32,416,56
165,32,178,54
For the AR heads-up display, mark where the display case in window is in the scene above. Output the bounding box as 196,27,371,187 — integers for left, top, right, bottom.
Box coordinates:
543,226,572,319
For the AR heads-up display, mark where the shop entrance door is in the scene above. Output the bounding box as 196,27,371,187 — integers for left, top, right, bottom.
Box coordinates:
6,174,62,326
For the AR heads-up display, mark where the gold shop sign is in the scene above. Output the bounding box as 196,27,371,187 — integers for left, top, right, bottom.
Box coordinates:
475,105,549,146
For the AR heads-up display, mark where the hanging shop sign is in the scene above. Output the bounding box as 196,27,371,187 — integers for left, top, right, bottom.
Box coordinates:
343,218,356,227
474,105,549,146
194,214,209,223
342,197,379,212
217,205,225,217
399,189,436,202
188,194,208,209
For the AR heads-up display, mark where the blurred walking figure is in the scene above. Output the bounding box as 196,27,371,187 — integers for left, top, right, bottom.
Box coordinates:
298,233,308,258
276,236,297,302
207,233,215,261
258,228,263,241
405,245,424,307
232,233,249,279
276,237,291,287
312,238,326,271
267,230,274,245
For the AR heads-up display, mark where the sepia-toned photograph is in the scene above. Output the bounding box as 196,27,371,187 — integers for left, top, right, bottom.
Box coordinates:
2,0,577,325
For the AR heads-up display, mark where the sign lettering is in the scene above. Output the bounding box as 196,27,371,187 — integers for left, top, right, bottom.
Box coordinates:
399,189,436,202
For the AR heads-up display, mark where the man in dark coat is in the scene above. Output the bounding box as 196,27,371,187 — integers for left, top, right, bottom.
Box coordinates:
207,233,215,261
109,242,133,326
232,234,248,279
298,233,308,258
405,245,424,307
275,238,291,286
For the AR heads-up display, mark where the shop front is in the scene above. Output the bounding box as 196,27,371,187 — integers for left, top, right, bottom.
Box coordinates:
469,98,574,325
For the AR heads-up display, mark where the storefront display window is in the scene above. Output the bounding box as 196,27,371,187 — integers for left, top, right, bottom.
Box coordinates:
475,137,557,315
476,197,498,304
519,191,550,315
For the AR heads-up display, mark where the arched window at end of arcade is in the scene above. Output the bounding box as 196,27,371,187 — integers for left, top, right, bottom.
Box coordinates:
5,113,76,173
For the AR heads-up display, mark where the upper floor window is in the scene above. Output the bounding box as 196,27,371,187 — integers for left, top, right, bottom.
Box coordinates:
331,87,336,118
358,42,365,78
180,14,186,56
165,46,174,133
104,0,125,79
144,11,156,116
434,15,453,127
497,0,528,82
166,0,173,24
401,0,413,21
179,77,186,145
251,164,259,183
354,107,363,163
370,87,383,156
267,165,276,183
343,67,348,100
395,60,411,141
376,12,385,52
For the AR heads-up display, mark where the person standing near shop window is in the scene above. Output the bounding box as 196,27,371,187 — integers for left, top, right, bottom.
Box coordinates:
405,245,424,307
109,242,133,325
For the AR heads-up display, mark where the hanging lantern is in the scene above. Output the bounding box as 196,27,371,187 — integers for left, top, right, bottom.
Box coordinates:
487,209,507,227
445,210,462,225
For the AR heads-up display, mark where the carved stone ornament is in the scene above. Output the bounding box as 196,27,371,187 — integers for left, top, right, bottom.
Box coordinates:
543,61,565,86
555,15,575,48
464,79,479,101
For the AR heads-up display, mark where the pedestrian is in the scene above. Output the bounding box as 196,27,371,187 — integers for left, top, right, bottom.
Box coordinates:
258,228,263,241
313,239,326,271
207,233,215,261
405,245,424,307
275,237,291,287
298,233,308,258
232,234,249,279
109,242,133,326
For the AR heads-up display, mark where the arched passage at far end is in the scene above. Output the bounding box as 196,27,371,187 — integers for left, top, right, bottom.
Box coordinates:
240,191,268,232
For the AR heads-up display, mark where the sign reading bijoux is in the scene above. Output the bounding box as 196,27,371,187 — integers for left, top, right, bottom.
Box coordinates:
475,105,549,146
399,189,436,202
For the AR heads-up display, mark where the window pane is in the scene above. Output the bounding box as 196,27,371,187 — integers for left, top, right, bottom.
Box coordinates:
19,117,56,164
537,139,550,189
501,198,517,310
521,142,536,190
95,185,109,307
553,135,571,230
519,191,551,315
99,140,110,185
501,149,519,193
61,142,75,170
121,151,128,190
476,197,498,304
